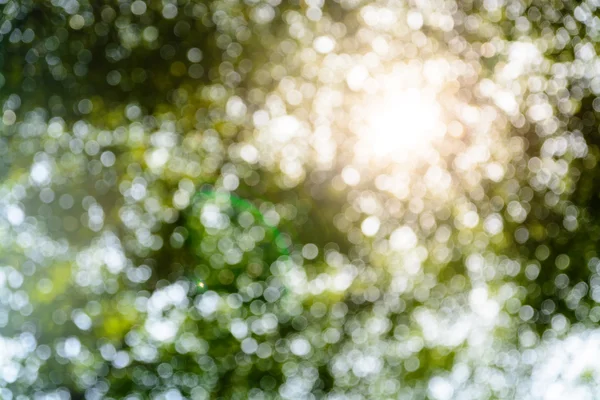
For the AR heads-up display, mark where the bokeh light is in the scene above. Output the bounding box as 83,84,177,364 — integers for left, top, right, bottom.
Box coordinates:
2,0,600,399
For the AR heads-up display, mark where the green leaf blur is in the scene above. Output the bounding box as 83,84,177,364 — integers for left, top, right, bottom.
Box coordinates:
2,0,600,399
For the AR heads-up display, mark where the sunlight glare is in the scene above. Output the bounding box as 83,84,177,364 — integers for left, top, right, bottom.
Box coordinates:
355,72,447,165
369,88,443,157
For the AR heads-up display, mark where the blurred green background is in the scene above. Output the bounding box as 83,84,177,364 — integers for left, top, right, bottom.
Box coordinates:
2,0,600,399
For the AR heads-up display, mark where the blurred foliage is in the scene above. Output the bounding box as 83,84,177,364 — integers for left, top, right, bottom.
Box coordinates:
4,0,600,399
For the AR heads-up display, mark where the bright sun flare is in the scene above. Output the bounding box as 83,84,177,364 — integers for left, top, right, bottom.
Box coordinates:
368,87,444,158
352,67,448,165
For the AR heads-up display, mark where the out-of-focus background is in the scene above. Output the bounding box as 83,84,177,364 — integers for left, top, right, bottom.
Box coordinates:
1,0,600,398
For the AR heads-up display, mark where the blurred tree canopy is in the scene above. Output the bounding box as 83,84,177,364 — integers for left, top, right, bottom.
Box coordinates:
3,0,600,399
